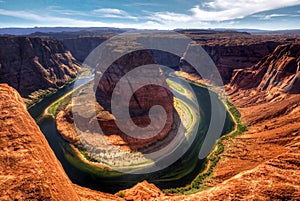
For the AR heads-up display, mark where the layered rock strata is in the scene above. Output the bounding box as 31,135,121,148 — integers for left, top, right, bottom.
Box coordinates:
0,36,80,98
231,43,300,96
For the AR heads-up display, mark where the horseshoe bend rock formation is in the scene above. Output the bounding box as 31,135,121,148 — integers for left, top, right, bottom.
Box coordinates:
2,37,300,200
95,49,175,150
0,84,122,201
0,36,80,99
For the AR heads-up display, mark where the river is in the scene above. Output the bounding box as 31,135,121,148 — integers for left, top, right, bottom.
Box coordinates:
28,74,234,193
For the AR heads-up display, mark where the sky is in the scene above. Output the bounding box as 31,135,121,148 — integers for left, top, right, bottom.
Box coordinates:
0,0,300,30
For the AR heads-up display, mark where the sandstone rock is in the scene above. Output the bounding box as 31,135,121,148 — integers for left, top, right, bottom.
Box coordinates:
180,41,281,83
0,84,80,201
0,36,80,97
118,181,163,201
56,105,81,145
47,30,287,84
95,48,174,150
230,43,300,96
4,32,299,200
157,149,300,200
0,83,123,201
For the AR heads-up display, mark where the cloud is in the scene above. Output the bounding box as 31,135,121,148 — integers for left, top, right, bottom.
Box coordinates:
1,1,300,30
46,6,91,17
0,9,45,21
254,14,288,20
93,8,138,20
149,12,192,23
148,0,300,24
190,0,300,21
0,9,112,27
0,9,166,29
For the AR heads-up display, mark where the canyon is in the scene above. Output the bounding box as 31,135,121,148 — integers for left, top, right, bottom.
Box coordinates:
36,30,292,83
0,30,300,200
0,36,80,106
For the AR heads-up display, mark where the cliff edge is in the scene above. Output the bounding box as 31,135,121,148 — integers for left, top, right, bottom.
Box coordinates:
0,84,121,201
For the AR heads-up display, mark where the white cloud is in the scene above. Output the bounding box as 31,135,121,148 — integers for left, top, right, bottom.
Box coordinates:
253,13,300,20
0,9,165,29
1,0,300,30
149,12,192,23
93,8,138,20
46,6,91,17
190,0,300,21
255,14,288,20
0,9,112,27
148,0,300,24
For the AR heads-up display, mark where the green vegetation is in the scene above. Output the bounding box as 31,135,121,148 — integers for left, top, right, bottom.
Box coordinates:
116,191,125,198
163,98,248,195
78,147,98,162
174,98,194,131
64,145,124,177
25,77,76,109
78,65,93,78
167,79,186,93
24,88,58,108
47,91,72,117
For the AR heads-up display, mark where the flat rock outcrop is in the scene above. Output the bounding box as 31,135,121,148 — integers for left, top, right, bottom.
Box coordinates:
0,36,80,98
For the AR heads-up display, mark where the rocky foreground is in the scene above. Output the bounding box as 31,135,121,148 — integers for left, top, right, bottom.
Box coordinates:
0,84,122,201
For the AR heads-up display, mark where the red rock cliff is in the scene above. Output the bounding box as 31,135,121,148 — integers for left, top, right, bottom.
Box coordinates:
0,84,80,200
0,83,123,201
230,43,300,95
0,36,80,97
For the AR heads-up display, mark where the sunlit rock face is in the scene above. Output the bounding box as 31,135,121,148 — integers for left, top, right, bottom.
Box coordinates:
0,36,80,97
230,43,300,95
0,84,80,201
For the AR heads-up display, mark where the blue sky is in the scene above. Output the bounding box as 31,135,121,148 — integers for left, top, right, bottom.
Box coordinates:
0,0,300,30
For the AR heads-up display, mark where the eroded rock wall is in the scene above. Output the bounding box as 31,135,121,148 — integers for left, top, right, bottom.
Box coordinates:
0,36,80,97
